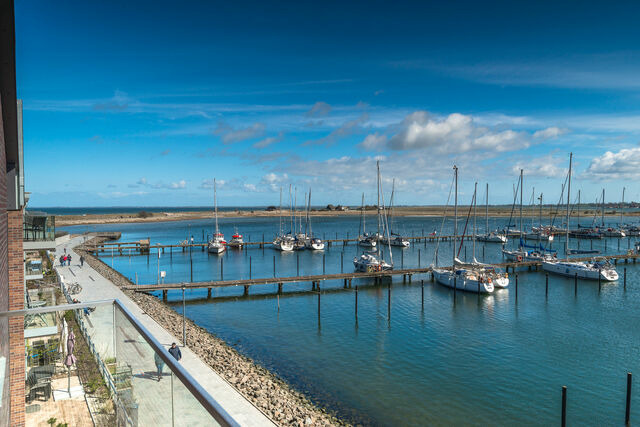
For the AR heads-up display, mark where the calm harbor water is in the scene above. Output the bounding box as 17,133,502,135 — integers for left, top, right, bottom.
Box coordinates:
62,215,640,425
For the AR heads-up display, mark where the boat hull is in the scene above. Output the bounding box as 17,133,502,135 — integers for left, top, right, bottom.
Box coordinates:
432,269,494,293
541,261,618,281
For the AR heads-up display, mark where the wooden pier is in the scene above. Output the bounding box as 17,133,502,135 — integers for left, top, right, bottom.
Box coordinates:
122,252,639,301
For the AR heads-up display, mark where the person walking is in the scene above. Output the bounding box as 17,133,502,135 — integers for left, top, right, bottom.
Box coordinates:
80,255,84,267
154,352,165,381
63,255,67,266
168,343,182,361
67,254,72,266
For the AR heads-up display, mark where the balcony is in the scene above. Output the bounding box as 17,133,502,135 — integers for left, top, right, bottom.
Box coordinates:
1,298,238,426
23,212,56,250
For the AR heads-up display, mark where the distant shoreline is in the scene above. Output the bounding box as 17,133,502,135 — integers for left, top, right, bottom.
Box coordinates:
55,206,639,226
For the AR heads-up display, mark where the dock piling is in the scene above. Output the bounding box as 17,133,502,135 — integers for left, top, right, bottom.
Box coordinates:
249,256,252,280
562,386,567,427
355,285,358,319
418,249,421,267
626,372,632,425
341,252,344,273
297,252,299,276
421,280,424,308
624,267,627,290
574,273,578,296
273,256,276,278
515,274,518,303
545,273,548,298
388,283,391,319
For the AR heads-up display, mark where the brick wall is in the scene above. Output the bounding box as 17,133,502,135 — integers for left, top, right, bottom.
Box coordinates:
8,210,23,426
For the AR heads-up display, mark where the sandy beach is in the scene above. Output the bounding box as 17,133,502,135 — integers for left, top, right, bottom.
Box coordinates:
55,206,635,227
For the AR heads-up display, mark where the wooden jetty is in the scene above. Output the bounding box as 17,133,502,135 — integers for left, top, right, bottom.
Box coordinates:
86,234,478,255
122,251,639,301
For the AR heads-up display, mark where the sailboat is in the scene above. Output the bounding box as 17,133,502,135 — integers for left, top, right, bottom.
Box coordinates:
207,178,226,254
432,167,494,294
304,189,324,250
357,193,377,248
476,183,508,243
354,161,392,272
292,187,307,251
460,182,510,288
542,153,619,281
272,187,294,251
228,227,244,248
380,179,410,247
524,192,554,242
599,189,626,237
502,171,555,262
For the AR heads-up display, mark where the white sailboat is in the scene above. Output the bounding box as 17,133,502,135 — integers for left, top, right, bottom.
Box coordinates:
273,187,294,252
432,167,494,294
380,179,410,248
599,188,625,237
354,162,392,272
476,183,508,243
304,189,325,250
207,178,226,254
542,153,619,282
228,227,244,248
357,193,377,248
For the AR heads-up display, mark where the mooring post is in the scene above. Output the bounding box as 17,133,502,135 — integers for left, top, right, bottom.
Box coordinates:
388,283,391,319
626,372,632,425
545,273,549,298
323,253,326,274
244,285,249,296
182,287,186,347
355,285,358,319
273,256,276,278
297,252,300,276
515,274,518,302
401,250,404,269
162,290,167,301
421,280,424,308
278,283,282,294
277,294,280,312
341,252,344,273
605,239,608,251
220,258,224,280
618,239,621,251
464,246,467,262
482,245,485,261
453,276,457,302
562,386,567,427
574,273,578,296
598,270,602,293
418,249,421,267
249,256,252,279
624,267,627,290
317,290,321,317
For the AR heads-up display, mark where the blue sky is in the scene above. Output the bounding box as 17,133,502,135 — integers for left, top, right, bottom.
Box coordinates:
15,0,640,207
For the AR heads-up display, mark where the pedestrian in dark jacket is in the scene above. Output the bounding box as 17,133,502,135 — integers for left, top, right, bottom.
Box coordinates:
67,254,72,266
154,352,165,381
168,343,182,361
80,255,84,267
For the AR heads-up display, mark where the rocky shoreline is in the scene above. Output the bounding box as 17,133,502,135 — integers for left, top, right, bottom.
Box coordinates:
76,237,346,427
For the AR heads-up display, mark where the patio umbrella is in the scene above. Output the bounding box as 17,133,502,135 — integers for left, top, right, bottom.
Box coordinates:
64,329,77,395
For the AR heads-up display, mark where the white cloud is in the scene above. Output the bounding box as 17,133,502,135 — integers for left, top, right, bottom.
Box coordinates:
533,126,570,139
511,155,567,178
214,122,266,144
260,173,289,191
359,133,387,150
304,113,369,146
253,132,284,148
584,147,640,180
305,101,332,117
373,111,530,153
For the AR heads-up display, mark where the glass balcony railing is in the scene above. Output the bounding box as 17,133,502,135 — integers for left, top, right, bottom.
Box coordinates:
1,298,238,427
23,213,55,242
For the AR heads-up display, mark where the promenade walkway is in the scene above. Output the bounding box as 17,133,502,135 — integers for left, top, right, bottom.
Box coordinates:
55,235,275,426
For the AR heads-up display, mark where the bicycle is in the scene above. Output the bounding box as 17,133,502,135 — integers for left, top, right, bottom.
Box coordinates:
67,282,82,295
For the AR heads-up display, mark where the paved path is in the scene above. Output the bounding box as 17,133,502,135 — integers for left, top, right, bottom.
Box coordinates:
55,235,275,427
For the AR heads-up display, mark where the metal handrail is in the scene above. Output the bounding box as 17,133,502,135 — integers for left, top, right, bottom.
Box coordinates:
2,299,240,426
114,300,239,427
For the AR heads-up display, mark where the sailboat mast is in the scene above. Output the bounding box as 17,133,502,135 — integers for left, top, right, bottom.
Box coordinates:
293,187,297,234
360,193,365,237
307,189,312,237
539,193,543,229
289,185,293,233
602,188,605,227
377,160,381,259
390,179,395,235
453,165,458,264
279,187,283,236
566,153,573,255
473,182,477,260
485,183,489,234
621,187,625,227
214,178,219,234
577,190,580,228
519,169,523,238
